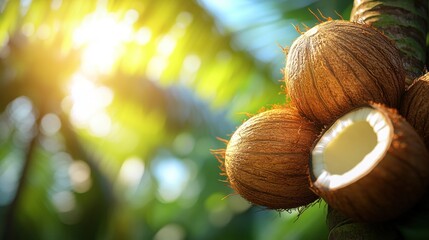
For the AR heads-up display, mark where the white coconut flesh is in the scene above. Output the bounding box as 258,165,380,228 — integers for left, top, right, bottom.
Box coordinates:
312,107,392,190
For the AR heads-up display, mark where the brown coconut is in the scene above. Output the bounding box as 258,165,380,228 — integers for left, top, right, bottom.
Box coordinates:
284,20,405,125
310,103,429,222
222,106,320,210
399,73,429,148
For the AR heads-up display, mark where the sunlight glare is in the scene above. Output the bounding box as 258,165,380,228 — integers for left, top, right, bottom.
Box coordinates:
68,9,141,137
72,11,134,74
68,74,114,136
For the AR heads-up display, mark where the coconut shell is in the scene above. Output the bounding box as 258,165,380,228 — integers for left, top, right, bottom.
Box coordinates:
284,20,405,125
310,103,429,222
399,73,429,149
224,106,319,210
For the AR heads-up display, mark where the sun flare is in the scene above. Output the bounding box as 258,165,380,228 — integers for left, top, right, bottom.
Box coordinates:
66,9,139,136
72,10,135,74
67,73,114,136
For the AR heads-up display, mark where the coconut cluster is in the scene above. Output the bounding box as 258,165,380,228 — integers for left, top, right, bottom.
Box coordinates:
285,20,429,222
220,19,429,223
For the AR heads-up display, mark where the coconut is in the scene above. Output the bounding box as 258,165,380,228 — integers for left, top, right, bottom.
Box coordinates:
399,73,429,148
223,106,320,210
310,103,429,222
284,20,405,125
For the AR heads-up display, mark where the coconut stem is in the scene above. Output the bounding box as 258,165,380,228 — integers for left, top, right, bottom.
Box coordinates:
350,0,428,87
327,206,403,240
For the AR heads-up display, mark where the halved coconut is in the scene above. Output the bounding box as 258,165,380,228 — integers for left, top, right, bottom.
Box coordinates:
310,103,429,222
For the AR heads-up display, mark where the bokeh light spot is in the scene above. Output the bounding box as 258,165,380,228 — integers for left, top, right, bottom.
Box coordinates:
135,27,152,45
40,113,61,136
8,96,33,124
124,9,139,23
157,35,176,56
68,160,92,193
8,96,35,139
89,112,112,137
146,55,168,81
153,157,189,203
50,0,62,10
36,24,51,40
118,156,145,187
173,132,195,156
154,224,186,240
51,191,76,213
183,54,201,74
0,153,22,206
21,23,35,37
176,12,193,28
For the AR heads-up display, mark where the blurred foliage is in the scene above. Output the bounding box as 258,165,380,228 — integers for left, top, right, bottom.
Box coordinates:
0,0,352,239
